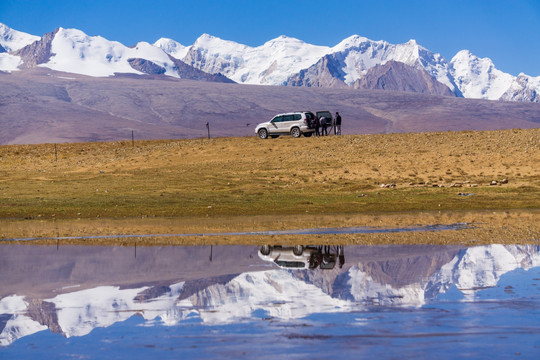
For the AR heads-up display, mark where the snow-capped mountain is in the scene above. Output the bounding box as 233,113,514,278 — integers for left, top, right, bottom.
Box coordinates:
4,24,232,82
500,73,540,102
1,22,539,102
153,37,190,60
156,32,539,102
0,23,40,72
286,36,459,94
449,51,539,102
450,50,515,100
42,28,181,77
0,23,40,52
177,33,331,85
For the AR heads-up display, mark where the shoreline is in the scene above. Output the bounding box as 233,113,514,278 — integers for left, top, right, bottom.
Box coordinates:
2,209,538,246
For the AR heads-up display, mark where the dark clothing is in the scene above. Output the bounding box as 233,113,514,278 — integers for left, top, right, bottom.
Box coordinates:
335,113,342,135
314,117,320,136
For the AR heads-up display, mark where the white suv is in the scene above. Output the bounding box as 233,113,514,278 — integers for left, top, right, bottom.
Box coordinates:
255,111,315,139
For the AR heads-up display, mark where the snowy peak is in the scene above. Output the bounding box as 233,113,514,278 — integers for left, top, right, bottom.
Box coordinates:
0,23,40,52
287,35,458,95
193,33,249,53
331,34,376,53
501,73,540,102
450,50,514,100
41,27,180,77
184,33,330,85
154,37,190,59
0,23,41,72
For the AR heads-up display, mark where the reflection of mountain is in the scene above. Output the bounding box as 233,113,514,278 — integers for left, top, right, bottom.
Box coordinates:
426,244,540,299
1,244,539,346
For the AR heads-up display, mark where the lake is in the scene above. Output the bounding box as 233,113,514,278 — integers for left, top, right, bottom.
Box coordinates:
1,242,539,359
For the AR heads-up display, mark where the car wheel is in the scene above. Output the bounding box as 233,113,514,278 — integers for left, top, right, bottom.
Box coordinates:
270,135,280,138
290,127,301,138
260,245,271,255
303,132,312,137
258,128,268,139
293,245,304,256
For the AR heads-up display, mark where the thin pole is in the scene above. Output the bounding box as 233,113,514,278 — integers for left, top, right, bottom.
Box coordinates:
54,144,57,162
206,122,210,139
131,131,134,147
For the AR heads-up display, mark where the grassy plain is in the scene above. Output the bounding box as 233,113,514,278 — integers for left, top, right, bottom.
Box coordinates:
1,128,539,244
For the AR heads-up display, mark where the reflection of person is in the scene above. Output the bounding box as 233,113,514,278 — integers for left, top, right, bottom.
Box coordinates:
335,112,342,135
339,253,345,268
338,245,345,268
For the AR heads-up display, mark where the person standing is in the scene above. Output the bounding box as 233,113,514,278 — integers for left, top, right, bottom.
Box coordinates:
314,116,320,136
320,116,328,136
335,112,342,135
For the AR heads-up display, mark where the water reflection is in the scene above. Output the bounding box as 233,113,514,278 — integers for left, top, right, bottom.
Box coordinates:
1,243,539,358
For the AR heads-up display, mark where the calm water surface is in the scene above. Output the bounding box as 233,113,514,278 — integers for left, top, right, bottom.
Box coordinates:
1,242,539,359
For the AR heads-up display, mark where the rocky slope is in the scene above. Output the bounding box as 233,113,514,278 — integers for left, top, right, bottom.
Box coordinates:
350,60,456,96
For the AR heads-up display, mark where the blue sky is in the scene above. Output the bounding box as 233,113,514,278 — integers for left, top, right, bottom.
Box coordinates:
1,0,539,76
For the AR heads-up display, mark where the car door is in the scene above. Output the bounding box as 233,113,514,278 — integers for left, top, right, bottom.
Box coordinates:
269,116,282,134
281,114,294,133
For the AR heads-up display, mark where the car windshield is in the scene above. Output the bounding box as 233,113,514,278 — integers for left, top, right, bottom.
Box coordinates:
317,111,331,118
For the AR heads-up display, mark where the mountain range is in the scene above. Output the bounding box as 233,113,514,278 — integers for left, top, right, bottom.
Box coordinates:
1,23,539,102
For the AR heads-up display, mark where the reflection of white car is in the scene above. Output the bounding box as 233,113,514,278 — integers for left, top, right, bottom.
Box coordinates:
258,245,319,269
258,245,344,270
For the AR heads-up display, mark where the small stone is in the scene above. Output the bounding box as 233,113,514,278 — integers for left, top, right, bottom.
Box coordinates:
490,180,498,186
501,178,508,184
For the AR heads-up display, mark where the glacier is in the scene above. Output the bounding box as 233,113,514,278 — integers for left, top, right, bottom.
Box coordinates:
42,28,180,78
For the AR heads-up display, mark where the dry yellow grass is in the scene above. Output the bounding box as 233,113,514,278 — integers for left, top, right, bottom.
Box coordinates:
1,128,539,244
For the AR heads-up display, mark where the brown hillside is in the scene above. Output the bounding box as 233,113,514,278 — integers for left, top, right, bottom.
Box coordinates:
1,68,539,144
